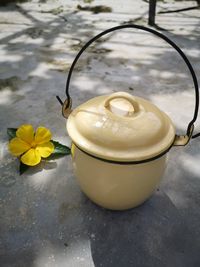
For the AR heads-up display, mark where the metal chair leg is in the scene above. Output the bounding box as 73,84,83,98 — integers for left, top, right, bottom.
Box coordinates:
148,0,157,26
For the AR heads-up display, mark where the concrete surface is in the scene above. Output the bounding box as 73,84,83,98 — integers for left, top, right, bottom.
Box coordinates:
0,0,200,266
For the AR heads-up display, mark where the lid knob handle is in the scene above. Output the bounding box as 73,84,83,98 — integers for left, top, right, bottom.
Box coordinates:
104,92,140,117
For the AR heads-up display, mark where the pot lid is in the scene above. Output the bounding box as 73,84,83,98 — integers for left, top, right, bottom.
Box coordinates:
67,92,175,162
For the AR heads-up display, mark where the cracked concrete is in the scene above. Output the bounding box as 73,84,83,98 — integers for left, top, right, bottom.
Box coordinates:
0,0,200,266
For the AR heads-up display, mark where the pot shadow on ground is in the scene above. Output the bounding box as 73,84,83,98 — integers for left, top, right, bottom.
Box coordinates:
83,188,200,267
160,139,200,239
0,2,200,266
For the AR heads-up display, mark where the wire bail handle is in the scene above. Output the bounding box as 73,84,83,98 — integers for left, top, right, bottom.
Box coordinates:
57,24,200,144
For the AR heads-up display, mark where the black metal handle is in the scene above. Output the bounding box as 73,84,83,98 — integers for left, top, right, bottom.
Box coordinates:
57,24,199,140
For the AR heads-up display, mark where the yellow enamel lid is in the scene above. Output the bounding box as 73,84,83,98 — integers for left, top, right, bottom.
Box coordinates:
67,92,175,162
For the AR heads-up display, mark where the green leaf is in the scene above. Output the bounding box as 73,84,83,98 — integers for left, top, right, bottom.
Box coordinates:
51,140,71,155
19,162,30,175
47,140,71,160
7,128,17,140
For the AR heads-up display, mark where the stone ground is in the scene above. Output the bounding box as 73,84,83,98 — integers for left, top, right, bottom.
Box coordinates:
0,0,200,266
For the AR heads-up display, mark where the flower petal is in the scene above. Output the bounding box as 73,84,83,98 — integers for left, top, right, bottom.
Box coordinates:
36,142,54,158
21,148,41,166
16,124,34,144
8,137,30,156
71,143,75,158
35,127,52,145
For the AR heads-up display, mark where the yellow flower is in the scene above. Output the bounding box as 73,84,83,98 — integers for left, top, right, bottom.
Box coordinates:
8,124,54,166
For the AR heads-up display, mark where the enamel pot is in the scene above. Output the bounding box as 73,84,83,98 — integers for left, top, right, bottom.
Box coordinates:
57,24,199,210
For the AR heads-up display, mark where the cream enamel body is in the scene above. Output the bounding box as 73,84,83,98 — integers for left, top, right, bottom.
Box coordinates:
72,144,166,210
